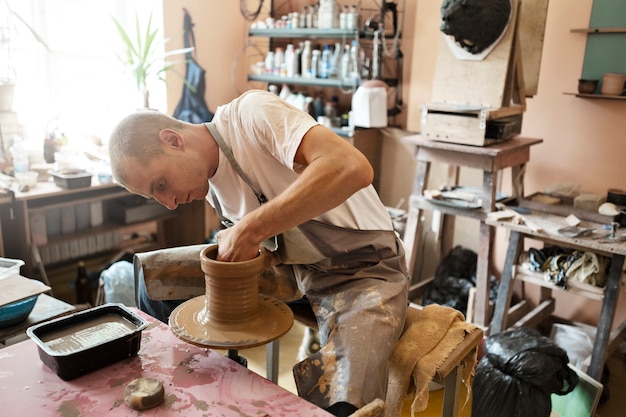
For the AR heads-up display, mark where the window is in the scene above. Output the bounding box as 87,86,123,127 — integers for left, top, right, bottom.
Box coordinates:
4,0,166,153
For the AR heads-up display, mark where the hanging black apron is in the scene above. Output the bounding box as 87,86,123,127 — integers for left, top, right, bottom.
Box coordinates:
172,8,214,123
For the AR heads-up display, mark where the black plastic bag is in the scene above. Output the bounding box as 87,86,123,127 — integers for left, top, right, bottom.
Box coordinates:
172,8,214,123
472,327,578,417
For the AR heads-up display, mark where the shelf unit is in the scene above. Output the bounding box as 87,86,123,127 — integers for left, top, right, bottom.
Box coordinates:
568,0,626,98
245,2,404,118
566,24,626,99
0,180,207,303
487,211,626,381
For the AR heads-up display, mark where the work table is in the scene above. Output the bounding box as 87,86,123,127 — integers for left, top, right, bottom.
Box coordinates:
0,309,331,416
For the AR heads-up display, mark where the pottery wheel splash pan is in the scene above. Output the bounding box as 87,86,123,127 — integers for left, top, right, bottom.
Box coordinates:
169,294,294,350
26,303,148,380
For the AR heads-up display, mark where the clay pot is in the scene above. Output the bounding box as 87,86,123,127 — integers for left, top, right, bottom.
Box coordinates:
169,243,293,349
198,244,266,326
577,79,598,94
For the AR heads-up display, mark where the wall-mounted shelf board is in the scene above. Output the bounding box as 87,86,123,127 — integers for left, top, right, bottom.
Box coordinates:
248,74,358,89
570,27,626,33
563,92,626,100
249,28,358,39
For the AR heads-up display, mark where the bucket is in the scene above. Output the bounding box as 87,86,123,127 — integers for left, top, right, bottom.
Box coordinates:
351,82,388,128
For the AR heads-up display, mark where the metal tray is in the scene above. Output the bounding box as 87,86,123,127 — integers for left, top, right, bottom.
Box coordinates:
26,303,147,380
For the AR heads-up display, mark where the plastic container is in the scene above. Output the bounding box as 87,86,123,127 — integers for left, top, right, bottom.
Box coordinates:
26,303,148,380
0,258,25,280
51,169,92,189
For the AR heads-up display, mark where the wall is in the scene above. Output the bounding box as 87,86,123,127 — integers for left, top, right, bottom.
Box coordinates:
162,1,626,329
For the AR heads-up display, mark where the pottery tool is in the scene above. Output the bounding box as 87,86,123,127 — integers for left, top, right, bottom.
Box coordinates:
124,377,165,410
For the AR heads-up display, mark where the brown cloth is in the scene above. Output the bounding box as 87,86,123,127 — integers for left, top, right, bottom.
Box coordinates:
385,305,479,417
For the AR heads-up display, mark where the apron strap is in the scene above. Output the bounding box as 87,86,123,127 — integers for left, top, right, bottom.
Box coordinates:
205,122,277,251
205,122,267,204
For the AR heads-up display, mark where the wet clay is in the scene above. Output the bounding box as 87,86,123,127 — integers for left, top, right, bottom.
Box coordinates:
40,313,138,354
169,244,294,350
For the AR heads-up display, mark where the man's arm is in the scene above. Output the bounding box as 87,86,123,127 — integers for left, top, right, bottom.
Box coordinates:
216,124,373,261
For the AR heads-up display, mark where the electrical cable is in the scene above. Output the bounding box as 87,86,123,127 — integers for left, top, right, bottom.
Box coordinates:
240,0,265,21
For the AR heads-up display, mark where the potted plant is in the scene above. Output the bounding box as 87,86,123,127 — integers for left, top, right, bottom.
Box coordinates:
112,11,193,110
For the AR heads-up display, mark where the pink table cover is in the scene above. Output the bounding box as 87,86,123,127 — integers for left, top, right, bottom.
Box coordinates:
0,309,331,417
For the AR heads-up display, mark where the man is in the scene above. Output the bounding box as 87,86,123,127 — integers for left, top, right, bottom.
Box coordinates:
109,89,409,417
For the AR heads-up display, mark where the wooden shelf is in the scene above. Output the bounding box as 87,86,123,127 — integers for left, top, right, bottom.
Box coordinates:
514,265,605,302
564,92,626,100
570,27,626,34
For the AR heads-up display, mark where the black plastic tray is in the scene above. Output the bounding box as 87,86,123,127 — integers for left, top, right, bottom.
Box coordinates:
50,169,92,189
26,303,148,380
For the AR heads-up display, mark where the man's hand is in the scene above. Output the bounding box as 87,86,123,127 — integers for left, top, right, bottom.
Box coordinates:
215,226,260,262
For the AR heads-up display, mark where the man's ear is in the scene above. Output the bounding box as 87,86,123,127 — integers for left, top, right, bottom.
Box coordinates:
159,128,184,149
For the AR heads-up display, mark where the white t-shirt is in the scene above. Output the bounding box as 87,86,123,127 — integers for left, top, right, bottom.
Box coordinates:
206,89,392,232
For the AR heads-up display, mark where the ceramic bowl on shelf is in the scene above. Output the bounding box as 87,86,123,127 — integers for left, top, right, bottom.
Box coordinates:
577,79,599,94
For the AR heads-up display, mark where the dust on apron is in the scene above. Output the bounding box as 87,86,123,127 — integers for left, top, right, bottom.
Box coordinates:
205,122,410,409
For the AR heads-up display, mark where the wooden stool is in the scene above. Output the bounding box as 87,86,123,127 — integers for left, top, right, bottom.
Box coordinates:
267,303,483,417
427,318,483,417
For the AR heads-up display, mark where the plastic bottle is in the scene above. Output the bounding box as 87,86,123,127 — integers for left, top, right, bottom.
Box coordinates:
320,44,332,79
300,6,307,28
348,5,360,30
372,30,381,80
330,42,342,78
349,39,360,82
273,47,284,75
306,5,314,28
264,51,275,74
301,40,312,78
340,43,351,80
340,5,348,29
311,49,320,78
10,137,29,174
285,44,296,77
75,261,93,305
279,83,291,101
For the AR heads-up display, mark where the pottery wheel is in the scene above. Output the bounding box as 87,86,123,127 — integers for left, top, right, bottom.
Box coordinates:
169,294,294,350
